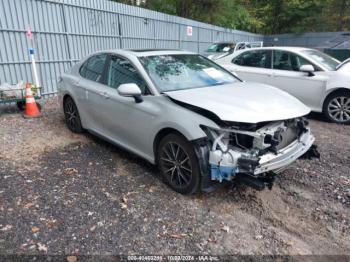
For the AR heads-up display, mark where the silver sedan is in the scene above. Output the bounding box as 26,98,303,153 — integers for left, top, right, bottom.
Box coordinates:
58,49,317,194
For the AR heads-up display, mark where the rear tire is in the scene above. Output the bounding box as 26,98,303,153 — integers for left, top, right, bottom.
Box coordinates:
323,91,350,124
63,96,83,133
157,134,201,195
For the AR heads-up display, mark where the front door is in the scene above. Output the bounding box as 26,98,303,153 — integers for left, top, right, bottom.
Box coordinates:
94,55,158,157
267,50,328,111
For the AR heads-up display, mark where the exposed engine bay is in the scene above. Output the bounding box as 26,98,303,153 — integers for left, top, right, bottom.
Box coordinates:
168,97,319,191
199,117,318,189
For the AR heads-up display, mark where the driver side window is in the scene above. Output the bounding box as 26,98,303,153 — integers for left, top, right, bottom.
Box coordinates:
106,56,151,95
273,50,316,72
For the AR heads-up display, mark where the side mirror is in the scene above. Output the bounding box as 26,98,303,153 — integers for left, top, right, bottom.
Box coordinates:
300,65,315,76
117,83,143,103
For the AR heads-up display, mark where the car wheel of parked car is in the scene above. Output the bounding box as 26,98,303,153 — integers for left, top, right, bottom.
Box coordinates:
64,96,83,133
157,134,201,194
324,91,350,124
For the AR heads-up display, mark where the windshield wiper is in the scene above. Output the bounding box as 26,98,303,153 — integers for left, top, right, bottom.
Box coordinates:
213,82,229,86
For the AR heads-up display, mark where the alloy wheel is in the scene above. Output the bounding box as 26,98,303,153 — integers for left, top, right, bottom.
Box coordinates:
64,98,80,132
327,96,350,123
159,142,193,189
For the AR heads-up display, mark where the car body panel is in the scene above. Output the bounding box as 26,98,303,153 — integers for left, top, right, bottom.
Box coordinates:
164,82,310,123
337,58,350,73
264,69,328,112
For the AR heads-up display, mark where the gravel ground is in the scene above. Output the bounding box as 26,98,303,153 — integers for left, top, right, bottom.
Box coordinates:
0,98,349,257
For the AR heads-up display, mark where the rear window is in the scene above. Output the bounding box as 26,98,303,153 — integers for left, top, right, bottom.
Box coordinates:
232,50,272,69
80,54,107,82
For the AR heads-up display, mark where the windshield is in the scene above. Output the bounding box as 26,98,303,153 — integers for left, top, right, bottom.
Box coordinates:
206,43,235,53
302,50,340,71
139,54,238,92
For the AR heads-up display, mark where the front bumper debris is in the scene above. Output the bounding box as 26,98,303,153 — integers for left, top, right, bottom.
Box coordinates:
203,118,317,190
254,131,314,174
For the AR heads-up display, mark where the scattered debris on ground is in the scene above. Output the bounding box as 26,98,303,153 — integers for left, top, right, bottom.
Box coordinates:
0,98,349,255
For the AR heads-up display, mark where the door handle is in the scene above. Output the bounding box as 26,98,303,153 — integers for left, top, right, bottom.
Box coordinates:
100,92,110,99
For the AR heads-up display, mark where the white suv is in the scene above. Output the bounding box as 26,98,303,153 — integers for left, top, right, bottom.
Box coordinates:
215,47,350,124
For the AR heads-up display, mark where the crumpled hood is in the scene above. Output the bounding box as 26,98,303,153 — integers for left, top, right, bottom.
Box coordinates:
165,82,310,123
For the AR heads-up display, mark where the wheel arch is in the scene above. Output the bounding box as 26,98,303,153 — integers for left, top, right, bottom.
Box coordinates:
62,93,81,113
322,87,350,112
63,93,73,105
153,128,189,164
62,93,86,129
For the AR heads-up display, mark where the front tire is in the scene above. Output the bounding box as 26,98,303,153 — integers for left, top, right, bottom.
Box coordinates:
323,91,350,124
157,134,201,195
63,96,83,133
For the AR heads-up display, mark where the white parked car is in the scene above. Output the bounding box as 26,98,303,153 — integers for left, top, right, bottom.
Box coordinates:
58,49,317,194
215,47,350,124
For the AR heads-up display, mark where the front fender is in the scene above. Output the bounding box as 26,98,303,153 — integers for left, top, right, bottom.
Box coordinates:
322,73,350,106
321,86,350,108
148,98,220,162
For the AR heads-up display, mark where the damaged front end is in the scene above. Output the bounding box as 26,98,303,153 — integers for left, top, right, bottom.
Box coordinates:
199,118,319,191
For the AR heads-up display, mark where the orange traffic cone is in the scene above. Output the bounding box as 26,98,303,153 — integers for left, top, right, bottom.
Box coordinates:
23,83,41,118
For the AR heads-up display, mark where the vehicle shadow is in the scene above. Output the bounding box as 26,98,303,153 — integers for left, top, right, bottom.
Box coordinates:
307,112,328,123
84,131,259,201
84,131,161,178
0,104,21,115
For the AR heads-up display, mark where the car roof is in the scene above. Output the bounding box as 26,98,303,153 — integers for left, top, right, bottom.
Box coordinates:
229,46,317,58
212,42,235,44
94,49,196,57
240,46,315,52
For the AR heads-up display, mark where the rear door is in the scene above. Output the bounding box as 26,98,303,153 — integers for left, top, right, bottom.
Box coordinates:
267,50,328,110
77,54,109,131
226,50,272,83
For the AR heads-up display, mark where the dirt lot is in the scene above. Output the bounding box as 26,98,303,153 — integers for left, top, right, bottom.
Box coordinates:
0,98,349,257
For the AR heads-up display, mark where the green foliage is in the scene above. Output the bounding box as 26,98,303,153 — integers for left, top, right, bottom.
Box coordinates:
112,0,350,34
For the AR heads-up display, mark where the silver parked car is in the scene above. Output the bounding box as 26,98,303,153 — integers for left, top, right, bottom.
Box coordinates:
58,49,317,194
202,41,263,60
